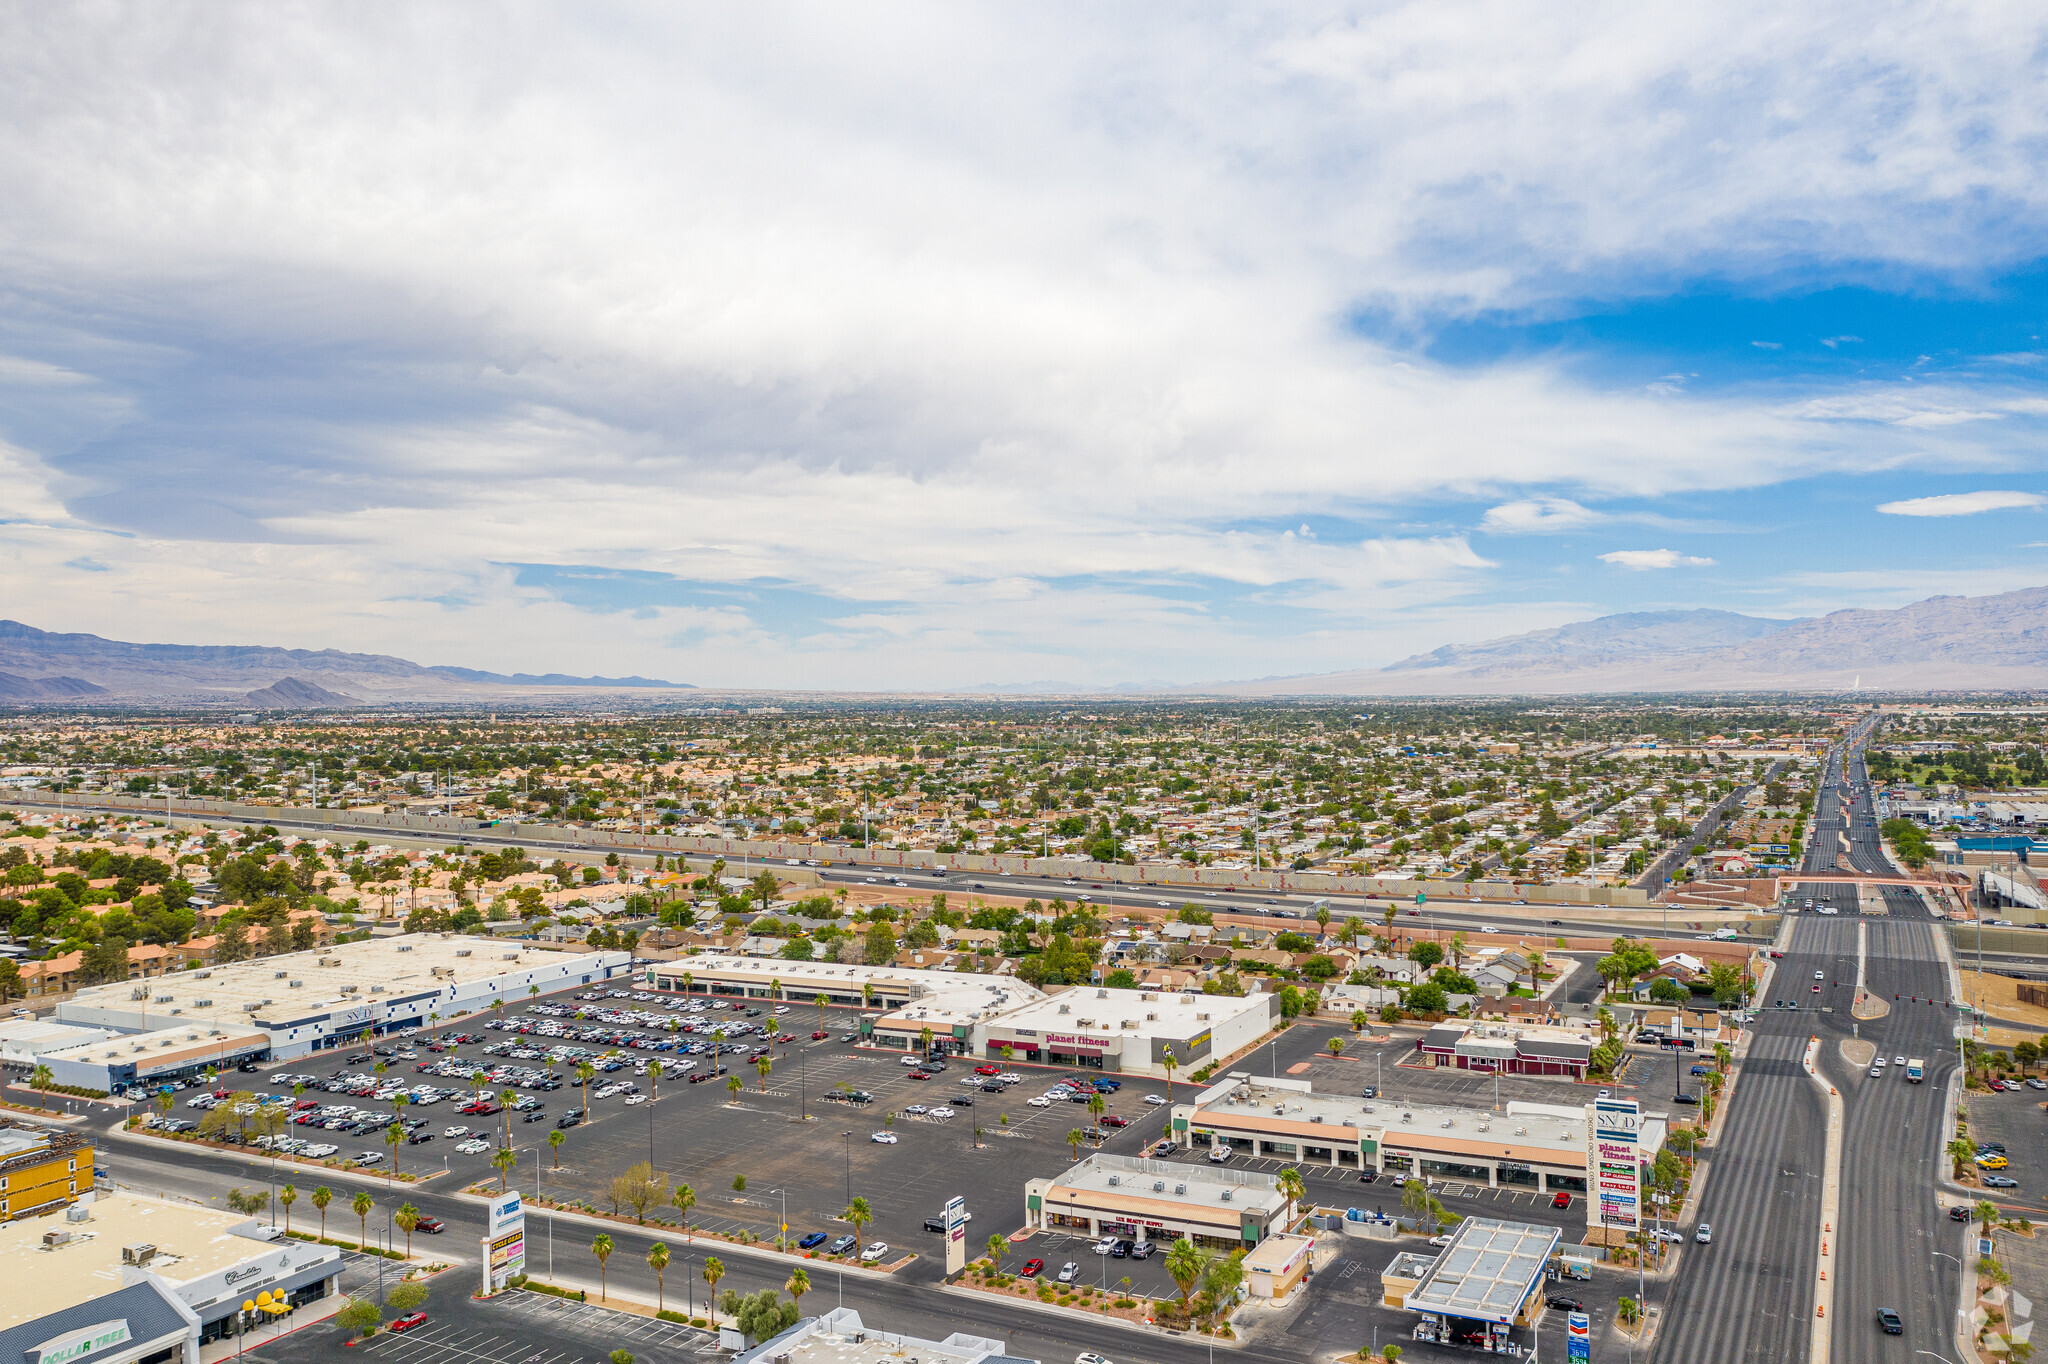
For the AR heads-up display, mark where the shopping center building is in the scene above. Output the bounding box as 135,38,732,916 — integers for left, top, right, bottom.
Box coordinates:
28,935,629,1090
1173,1074,1667,1199
0,1191,343,1364
1022,1152,1291,1250
978,986,1276,1079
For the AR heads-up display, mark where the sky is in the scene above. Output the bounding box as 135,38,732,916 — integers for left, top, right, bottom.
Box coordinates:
2,3,2048,691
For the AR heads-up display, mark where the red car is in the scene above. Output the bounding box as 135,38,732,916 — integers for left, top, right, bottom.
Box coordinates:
1552,1192,1571,1209
1020,1258,1045,1278
1099,1115,1129,1128
414,1216,445,1234
908,1071,931,1081
975,1064,1001,1076
1990,1080,2008,1092
811,1031,828,1041
390,1313,428,1333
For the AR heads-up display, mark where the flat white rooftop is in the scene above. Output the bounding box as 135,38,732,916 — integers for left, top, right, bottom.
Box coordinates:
988,983,1267,1040
0,1193,276,1330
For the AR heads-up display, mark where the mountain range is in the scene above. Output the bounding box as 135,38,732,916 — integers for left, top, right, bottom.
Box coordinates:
0,621,692,705
1205,586,2048,695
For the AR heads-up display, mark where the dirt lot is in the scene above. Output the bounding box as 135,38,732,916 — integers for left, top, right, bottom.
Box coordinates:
1962,970,2048,1031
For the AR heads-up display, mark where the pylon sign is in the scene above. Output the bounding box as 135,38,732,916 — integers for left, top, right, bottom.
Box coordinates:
1568,1309,1590,1361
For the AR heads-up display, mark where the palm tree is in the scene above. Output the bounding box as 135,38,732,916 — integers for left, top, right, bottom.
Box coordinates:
785,1267,809,1317
918,1026,934,1060
547,1127,566,1168
647,1241,670,1312
384,1123,404,1186
395,1203,419,1259
1067,1128,1086,1161
427,1010,440,1041
755,1056,772,1091
28,1063,51,1110
1087,1094,1106,1141
844,1197,873,1246
352,1190,373,1251
492,1145,517,1192
647,1059,663,1105
861,981,875,1012
678,971,693,1000
312,1186,333,1241
815,993,829,1029
499,1088,517,1147
673,1183,696,1239
1947,1137,1976,1177
591,1233,614,1301
1276,1167,1306,1227
1161,1050,1177,1102
702,1256,726,1321
1165,1235,1206,1314
727,1075,743,1104
279,1184,297,1235
577,1061,596,1118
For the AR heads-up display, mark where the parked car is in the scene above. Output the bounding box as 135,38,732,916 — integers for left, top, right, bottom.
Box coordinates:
1984,1175,2021,1189
390,1313,429,1333
1056,1261,1080,1283
828,1235,858,1254
1552,1191,1571,1209
859,1243,889,1263
1020,1258,1045,1278
799,1231,829,1249
871,1131,898,1144
1546,1295,1585,1311
1093,1235,1118,1255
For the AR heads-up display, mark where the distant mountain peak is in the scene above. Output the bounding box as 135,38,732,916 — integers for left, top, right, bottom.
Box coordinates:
245,676,358,708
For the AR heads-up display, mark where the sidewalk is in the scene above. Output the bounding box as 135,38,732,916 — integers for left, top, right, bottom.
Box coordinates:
197,1291,348,1363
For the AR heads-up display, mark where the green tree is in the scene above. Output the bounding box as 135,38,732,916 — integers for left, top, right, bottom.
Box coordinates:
673,1183,697,1236
1202,1250,1246,1326
785,1266,809,1317
333,1297,382,1340
352,1189,373,1251
279,1184,297,1235
985,1232,1007,1275
27,1063,52,1110
492,1144,517,1192
1165,1235,1207,1313
1401,1177,1447,1235
591,1232,615,1300
702,1257,726,1321
1328,1035,1346,1057
647,1241,670,1313
1407,941,1443,969
1277,1167,1306,1225
1068,1127,1086,1160
843,1197,873,1245
394,1203,419,1259
548,1127,566,1168
312,1186,333,1240
727,1074,743,1103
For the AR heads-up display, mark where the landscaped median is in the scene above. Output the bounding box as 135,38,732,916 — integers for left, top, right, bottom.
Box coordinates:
457,1182,919,1275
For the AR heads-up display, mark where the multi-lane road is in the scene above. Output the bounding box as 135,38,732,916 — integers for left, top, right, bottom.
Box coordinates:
1655,729,1965,1364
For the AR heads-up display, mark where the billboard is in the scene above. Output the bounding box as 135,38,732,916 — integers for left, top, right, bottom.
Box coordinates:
1592,1098,1640,1232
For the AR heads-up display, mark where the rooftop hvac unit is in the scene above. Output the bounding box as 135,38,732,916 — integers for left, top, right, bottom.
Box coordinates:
1477,1123,1491,1133
1145,1013,1157,1022
65,1205,89,1223
1401,1113,1413,1123
1310,1115,1323,1124
196,970,211,978
1107,1175,1120,1186
1153,1180,1166,1192
1514,1127,1527,1136
455,949,472,957
194,999,211,1007
1363,1105,1375,1114
288,981,303,988
274,970,288,979
242,1002,263,1012
1058,1004,1070,1014
396,945,413,953
42,1230,76,1249
1441,1119,1454,1129
154,994,172,1004
502,952,519,961
1220,1189,1232,1202
129,986,149,1001
1174,1183,1186,1195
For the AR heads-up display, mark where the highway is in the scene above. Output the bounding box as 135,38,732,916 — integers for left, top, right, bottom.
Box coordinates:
0,790,1757,942
1654,728,1964,1364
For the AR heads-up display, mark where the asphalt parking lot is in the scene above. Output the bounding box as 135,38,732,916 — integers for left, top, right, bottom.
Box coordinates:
1960,1082,2047,1217
249,1273,722,1364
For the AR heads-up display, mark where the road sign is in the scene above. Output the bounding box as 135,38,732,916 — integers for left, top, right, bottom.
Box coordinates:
1416,893,1426,904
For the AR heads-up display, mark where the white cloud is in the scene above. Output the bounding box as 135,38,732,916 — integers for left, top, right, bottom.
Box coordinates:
1875,491,2046,517
0,6,2044,683
1598,549,1716,570
1480,498,1606,534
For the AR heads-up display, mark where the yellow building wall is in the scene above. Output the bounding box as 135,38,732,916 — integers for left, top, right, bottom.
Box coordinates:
0,1142,92,1220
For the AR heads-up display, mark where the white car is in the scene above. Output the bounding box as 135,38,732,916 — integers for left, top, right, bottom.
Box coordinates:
929,1106,955,1119
904,1105,928,1116
624,1094,647,1106
1814,970,1824,981
443,1126,469,1137
1077,1354,1116,1364
1057,1261,1081,1283
859,1242,889,1262
871,1132,898,1144
1028,1096,1053,1108
352,1152,382,1165
1144,1094,1168,1106
303,1143,338,1158
1092,1235,1118,1255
